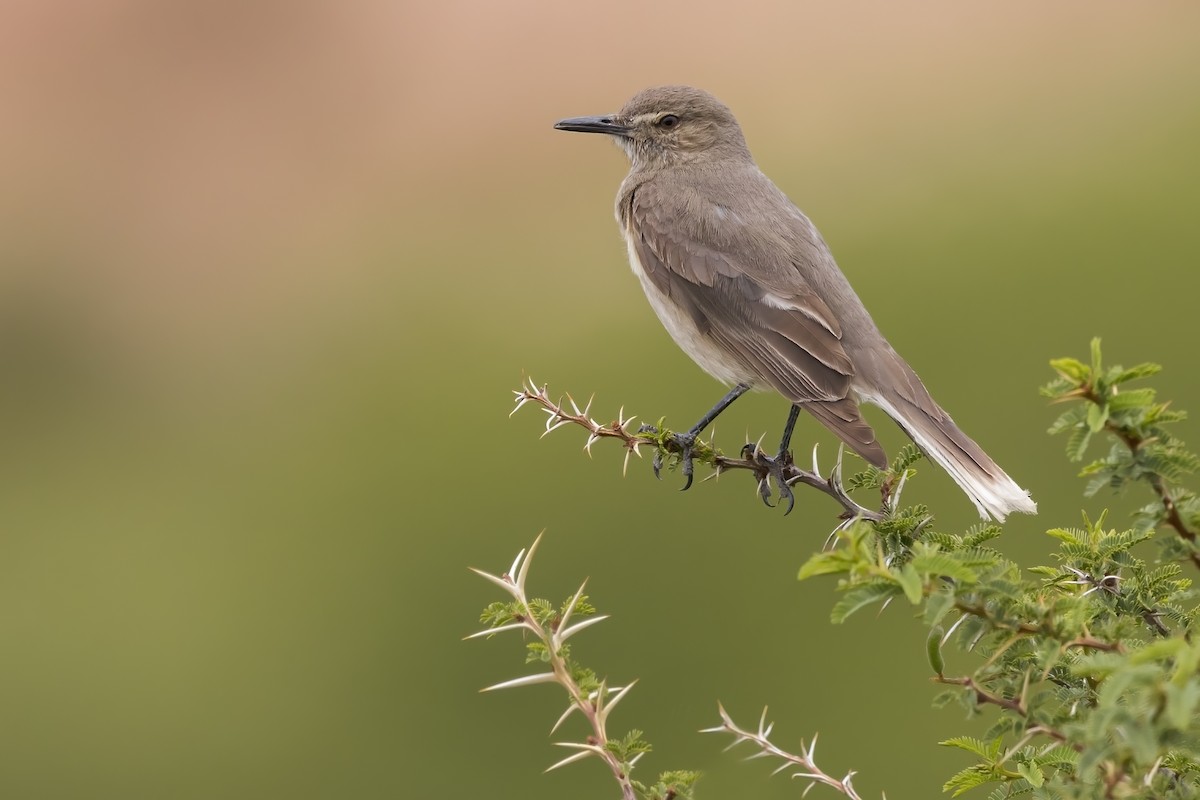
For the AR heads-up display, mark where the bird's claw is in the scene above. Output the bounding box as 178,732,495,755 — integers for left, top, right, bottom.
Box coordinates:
672,431,697,491
638,424,698,489
741,443,796,515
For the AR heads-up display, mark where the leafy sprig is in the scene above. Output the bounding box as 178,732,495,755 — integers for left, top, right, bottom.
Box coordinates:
468,534,699,800
1043,337,1200,567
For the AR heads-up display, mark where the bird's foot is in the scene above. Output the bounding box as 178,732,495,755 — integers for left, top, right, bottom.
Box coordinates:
639,424,699,490
741,443,796,515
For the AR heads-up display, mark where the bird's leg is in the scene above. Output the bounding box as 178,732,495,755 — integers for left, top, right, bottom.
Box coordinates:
746,404,801,514
646,383,750,490
777,403,800,456
772,405,801,514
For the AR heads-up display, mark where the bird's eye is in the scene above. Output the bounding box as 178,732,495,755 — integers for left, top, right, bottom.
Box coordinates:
657,114,680,128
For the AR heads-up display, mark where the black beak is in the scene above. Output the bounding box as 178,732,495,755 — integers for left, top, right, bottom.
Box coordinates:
554,115,631,137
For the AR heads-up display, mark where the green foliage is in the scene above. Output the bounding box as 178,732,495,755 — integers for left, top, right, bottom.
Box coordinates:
632,770,701,800
1044,338,1196,497
607,728,653,762
794,341,1200,797
848,443,923,491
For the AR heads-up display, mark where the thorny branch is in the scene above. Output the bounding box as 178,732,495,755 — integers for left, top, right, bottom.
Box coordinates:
512,379,885,522
701,704,871,800
468,534,640,800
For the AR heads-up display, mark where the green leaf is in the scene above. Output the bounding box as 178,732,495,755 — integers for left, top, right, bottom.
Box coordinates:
642,771,700,800
1049,357,1089,383
525,642,550,664
1109,362,1161,385
797,550,855,581
890,443,924,473
1017,762,1045,788
1163,681,1200,732
1106,387,1156,411
1047,407,1083,436
480,600,521,627
830,582,902,624
943,765,997,797
923,588,956,627
1086,402,1109,433
1045,527,1083,545
1034,746,1078,768
1128,637,1187,665
910,550,979,584
606,728,651,761
895,563,925,604
847,466,886,491
939,736,994,758
1065,425,1092,462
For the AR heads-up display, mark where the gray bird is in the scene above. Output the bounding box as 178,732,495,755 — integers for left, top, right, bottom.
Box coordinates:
554,85,1035,521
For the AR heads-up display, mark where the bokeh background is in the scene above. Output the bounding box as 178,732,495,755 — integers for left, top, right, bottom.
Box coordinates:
1,2,1198,798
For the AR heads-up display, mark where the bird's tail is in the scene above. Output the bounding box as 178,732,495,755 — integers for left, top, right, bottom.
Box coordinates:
860,381,1036,523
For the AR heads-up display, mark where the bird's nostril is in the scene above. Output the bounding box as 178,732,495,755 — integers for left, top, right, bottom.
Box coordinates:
600,117,613,124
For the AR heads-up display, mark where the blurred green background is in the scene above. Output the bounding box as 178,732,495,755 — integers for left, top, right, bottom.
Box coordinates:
1,2,1198,798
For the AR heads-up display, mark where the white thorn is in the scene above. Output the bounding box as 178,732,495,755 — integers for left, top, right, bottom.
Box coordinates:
596,679,638,723
549,703,579,735
889,470,909,511
469,566,519,597
552,741,608,754
515,531,544,593
540,419,573,438
941,614,968,646
558,615,609,642
544,749,593,773
507,548,526,581
481,672,559,692
463,621,531,640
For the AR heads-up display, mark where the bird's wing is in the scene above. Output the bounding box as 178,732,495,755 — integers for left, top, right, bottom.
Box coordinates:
627,183,853,405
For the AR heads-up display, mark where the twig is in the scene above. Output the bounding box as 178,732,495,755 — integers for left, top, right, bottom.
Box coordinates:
512,379,884,522
702,704,873,799
933,674,1025,715
468,534,638,800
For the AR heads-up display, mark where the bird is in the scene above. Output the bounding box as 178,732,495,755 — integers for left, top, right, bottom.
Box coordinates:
553,85,1035,522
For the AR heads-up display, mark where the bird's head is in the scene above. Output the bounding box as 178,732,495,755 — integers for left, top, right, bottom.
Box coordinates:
555,85,750,170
